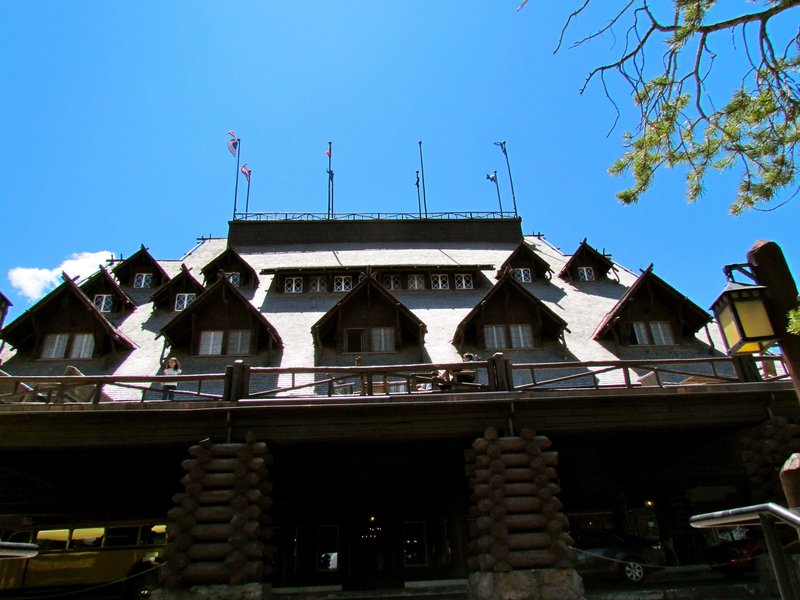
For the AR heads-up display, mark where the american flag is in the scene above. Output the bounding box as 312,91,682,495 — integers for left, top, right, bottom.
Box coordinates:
227,131,239,157
240,164,251,183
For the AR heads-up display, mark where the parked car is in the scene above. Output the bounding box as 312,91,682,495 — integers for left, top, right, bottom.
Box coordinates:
570,528,666,584
706,537,761,578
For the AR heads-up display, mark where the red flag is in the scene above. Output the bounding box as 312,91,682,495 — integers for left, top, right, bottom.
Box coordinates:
227,131,239,157
325,148,331,158
240,163,251,183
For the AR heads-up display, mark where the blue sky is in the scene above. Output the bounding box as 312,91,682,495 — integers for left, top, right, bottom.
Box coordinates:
1,2,798,323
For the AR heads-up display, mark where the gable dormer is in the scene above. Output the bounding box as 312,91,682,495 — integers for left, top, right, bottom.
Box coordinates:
80,266,135,315
593,265,711,347
1,273,135,360
151,264,205,312
201,246,258,289
160,276,281,359
558,239,616,283
111,244,169,291
454,274,568,351
0,290,12,329
497,241,552,283
311,275,426,357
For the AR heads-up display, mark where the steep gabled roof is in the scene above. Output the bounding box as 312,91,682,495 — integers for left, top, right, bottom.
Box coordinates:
79,266,136,311
160,275,281,348
558,238,615,281
111,244,170,286
311,274,427,341
496,241,552,280
150,264,205,310
592,264,711,341
201,246,258,287
1,273,136,352
453,274,568,346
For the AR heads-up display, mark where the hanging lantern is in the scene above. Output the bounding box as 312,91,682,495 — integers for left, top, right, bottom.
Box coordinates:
711,281,778,355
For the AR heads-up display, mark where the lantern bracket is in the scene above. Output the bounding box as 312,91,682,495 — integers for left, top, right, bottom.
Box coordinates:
723,263,759,285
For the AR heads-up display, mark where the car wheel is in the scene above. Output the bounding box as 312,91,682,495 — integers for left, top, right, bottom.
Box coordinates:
621,559,646,584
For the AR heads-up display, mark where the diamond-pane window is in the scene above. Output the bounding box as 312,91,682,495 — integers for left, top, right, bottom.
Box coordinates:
455,274,473,289
577,266,595,281
310,276,327,292
225,272,241,287
512,268,532,283
175,293,196,311
431,274,449,290
133,273,153,288
383,274,401,290
408,274,425,290
285,277,303,293
94,294,113,313
333,276,352,292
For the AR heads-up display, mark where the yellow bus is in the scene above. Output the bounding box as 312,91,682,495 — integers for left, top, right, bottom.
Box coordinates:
0,520,166,597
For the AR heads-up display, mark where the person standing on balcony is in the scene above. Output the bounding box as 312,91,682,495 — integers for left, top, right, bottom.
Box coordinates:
161,357,181,400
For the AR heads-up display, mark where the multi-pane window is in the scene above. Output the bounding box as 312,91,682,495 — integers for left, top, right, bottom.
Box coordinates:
576,266,595,281
133,273,153,288
93,294,113,313
285,277,303,293
345,329,365,353
225,272,241,287
431,274,449,290
198,329,252,355
509,324,535,348
333,275,352,293
455,273,473,289
174,293,196,312
383,274,401,290
40,333,94,359
408,274,425,290
483,325,507,349
370,327,395,352
632,321,675,346
310,276,327,293
512,268,533,283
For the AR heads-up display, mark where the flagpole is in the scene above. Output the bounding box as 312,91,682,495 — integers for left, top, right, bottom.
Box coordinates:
245,171,251,214
488,170,503,214
232,138,241,220
327,141,333,219
495,141,518,217
418,141,428,217
415,170,422,218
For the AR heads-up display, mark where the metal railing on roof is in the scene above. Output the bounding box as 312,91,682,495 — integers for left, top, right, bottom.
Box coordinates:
233,211,519,222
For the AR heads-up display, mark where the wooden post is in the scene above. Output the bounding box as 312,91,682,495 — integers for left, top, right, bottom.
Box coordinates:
780,453,800,509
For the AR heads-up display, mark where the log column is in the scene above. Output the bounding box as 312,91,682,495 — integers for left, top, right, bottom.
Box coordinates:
160,433,276,588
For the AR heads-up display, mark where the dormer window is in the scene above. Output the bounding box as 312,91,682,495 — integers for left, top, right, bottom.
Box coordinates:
483,324,535,349
344,327,395,353
383,274,401,290
333,275,352,293
408,274,425,290
577,267,595,281
175,293,196,312
431,274,449,290
455,274,473,290
198,329,251,356
285,276,303,293
512,268,532,283
133,273,153,288
310,276,327,292
631,321,675,346
225,272,241,287
93,294,113,313
41,333,95,359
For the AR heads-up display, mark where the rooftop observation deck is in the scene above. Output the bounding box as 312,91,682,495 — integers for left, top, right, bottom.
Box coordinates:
228,211,523,245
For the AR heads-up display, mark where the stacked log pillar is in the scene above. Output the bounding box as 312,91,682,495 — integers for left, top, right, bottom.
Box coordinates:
740,417,800,503
465,426,584,600
161,433,276,589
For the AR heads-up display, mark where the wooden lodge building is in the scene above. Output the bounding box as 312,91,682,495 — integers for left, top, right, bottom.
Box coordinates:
0,213,798,594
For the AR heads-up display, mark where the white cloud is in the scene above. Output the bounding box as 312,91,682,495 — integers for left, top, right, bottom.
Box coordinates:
8,251,115,302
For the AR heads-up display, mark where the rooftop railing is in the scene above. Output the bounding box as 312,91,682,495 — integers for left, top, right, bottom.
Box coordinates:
233,211,519,222
0,355,789,405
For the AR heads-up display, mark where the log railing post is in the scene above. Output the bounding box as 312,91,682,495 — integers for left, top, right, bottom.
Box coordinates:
223,361,250,402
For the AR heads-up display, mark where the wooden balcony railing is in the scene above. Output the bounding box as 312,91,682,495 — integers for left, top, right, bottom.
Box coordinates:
0,354,789,406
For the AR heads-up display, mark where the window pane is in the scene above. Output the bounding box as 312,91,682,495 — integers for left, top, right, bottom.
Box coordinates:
631,322,650,345
345,329,364,352
134,273,153,288
431,274,449,289
455,274,473,289
285,277,303,293
199,330,224,355
225,272,241,287
175,293,196,311
408,274,425,290
310,276,327,292
383,274,401,290
509,324,534,348
650,321,674,345
70,527,104,549
105,526,139,547
94,294,113,312
484,325,506,349
317,525,339,571
226,330,251,355
577,267,595,281
41,333,69,359
512,268,532,283
371,327,395,352
69,333,95,359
